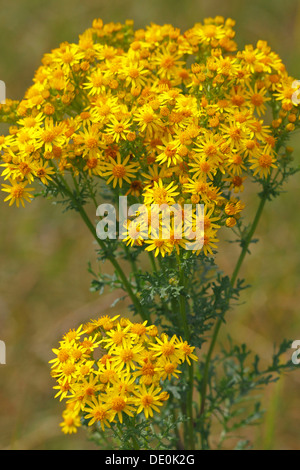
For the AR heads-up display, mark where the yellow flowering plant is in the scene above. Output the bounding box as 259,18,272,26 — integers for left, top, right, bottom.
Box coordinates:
1,17,299,450
50,315,197,448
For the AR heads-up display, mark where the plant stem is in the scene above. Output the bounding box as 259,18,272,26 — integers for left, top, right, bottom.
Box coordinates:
148,251,158,273
130,434,140,450
51,170,148,321
176,253,190,340
84,174,99,209
199,193,268,417
175,252,195,450
230,194,267,286
78,205,149,322
199,163,283,407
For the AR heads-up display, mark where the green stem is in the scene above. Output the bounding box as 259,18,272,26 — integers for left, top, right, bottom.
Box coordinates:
187,362,195,450
176,252,195,450
51,170,148,322
130,434,140,450
84,173,99,209
199,193,268,417
231,195,267,285
148,251,158,273
176,253,190,340
122,243,141,289
80,205,148,322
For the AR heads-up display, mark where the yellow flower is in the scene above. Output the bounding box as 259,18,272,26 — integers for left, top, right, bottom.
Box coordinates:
67,374,103,411
54,361,79,385
53,43,85,71
83,156,103,177
237,45,265,73
144,237,173,257
53,380,72,401
0,134,15,152
156,138,183,167
98,358,119,385
105,116,132,142
109,340,144,372
135,361,158,386
92,95,120,123
193,132,223,163
76,125,102,158
122,218,147,247
133,104,163,137
224,198,245,216
101,392,135,424
122,61,150,88
176,339,198,366
227,175,247,193
153,47,185,79
37,118,66,152
1,159,34,183
60,406,81,434
102,322,131,350
155,358,182,380
250,147,277,178
1,179,35,207
200,228,219,256
49,344,73,369
34,160,55,185
196,22,226,45
84,396,114,430
143,179,179,206
246,84,271,116
141,164,168,187
83,69,108,96
133,384,164,418
150,334,182,362
225,153,247,176
102,154,139,188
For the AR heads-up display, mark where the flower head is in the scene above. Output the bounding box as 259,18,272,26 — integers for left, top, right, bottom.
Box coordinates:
50,316,197,432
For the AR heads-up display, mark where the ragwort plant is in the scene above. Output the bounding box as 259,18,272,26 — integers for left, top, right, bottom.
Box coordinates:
0,17,299,450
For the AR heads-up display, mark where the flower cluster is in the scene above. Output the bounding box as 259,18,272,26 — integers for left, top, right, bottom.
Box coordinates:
1,17,299,256
49,315,197,434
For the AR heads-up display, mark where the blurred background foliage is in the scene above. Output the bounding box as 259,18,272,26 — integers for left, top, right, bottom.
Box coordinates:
0,0,299,450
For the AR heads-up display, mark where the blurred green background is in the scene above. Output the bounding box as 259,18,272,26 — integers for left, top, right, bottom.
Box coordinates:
0,0,300,450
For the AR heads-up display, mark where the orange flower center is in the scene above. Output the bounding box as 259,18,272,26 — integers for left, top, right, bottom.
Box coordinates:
199,161,211,173
129,68,140,78
112,331,125,344
58,349,70,363
94,408,107,420
111,397,126,412
259,154,273,168
86,137,98,148
161,343,175,356
42,130,55,143
152,187,168,205
142,112,154,123
161,56,175,69
164,363,175,373
141,395,154,407
12,187,25,199
112,164,126,178
251,93,264,107
120,349,134,363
